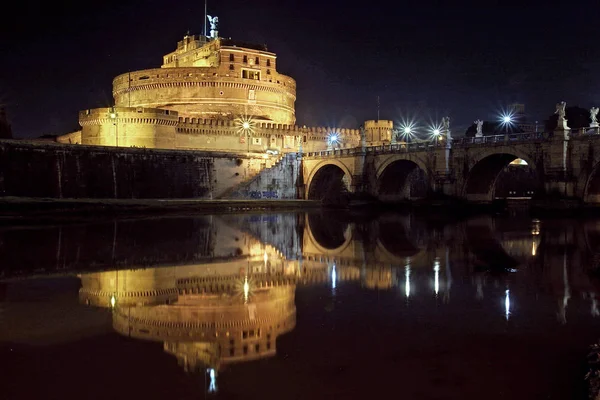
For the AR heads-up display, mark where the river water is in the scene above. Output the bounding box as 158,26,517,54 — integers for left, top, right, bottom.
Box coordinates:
1,211,600,399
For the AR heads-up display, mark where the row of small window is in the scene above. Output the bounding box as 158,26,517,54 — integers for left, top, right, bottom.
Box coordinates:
229,65,271,75
229,53,271,66
229,342,271,356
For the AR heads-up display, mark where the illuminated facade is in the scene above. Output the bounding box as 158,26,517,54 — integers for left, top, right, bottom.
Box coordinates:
59,29,361,153
364,119,393,145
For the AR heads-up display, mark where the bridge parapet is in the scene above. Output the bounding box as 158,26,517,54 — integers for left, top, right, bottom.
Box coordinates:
453,132,548,147
305,141,445,159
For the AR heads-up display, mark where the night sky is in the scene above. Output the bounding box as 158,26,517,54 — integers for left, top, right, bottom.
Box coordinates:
1,0,599,139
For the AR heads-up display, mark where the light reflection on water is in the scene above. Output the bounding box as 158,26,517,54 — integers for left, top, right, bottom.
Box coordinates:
2,211,600,399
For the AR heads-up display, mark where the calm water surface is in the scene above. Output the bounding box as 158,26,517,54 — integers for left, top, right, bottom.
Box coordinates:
1,211,600,399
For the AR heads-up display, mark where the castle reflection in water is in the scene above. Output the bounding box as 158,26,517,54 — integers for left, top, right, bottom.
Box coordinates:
3,211,600,393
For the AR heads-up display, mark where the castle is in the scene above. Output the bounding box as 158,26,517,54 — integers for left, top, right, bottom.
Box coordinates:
57,20,392,153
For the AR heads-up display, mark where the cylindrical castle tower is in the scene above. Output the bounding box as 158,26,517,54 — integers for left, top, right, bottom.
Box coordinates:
79,107,178,148
112,36,296,125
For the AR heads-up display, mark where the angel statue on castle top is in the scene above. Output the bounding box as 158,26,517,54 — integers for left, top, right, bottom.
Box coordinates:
207,15,219,38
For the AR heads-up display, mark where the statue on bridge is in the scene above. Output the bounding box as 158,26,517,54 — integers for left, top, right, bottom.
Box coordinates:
442,116,450,131
474,119,484,137
590,107,599,128
555,101,570,132
442,116,452,141
555,101,567,119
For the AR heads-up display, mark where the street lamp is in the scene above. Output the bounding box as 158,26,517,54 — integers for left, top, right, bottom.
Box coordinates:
110,109,118,146
500,112,514,134
327,132,340,149
237,116,254,153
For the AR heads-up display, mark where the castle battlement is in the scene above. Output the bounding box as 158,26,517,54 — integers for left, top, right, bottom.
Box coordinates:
80,107,179,127
113,68,296,97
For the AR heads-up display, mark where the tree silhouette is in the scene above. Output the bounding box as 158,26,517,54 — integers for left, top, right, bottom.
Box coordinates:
0,107,12,139
544,106,590,131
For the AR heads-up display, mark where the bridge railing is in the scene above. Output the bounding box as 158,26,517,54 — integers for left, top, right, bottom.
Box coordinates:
303,127,600,158
453,132,547,147
305,141,444,157
570,127,600,137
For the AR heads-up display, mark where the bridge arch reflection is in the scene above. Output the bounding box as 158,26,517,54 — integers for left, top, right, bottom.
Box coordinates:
305,212,352,254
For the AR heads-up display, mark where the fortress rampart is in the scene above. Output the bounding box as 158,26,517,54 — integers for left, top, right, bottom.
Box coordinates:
113,68,296,124
79,107,179,148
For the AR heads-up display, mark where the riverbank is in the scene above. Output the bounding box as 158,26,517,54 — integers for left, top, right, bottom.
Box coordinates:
0,197,321,223
2,195,600,224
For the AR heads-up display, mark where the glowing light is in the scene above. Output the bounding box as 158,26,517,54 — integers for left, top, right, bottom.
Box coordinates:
426,121,444,141
110,295,116,308
109,112,116,119
531,241,537,256
263,251,268,266
207,368,217,393
327,133,340,146
405,265,411,298
531,219,541,235
504,289,510,320
398,122,416,140
499,110,515,128
434,259,440,295
331,264,337,290
236,115,255,136
243,276,249,304
509,158,528,166
396,114,419,141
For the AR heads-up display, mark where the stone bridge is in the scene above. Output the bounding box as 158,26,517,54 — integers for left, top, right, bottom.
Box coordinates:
301,129,600,203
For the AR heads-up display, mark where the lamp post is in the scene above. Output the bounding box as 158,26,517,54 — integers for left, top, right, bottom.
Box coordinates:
503,115,512,134
403,126,412,144
110,109,118,146
243,121,250,153
431,128,441,146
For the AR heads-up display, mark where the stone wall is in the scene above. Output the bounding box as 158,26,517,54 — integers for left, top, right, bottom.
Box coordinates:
0,141,224,199
79,107,178,148
225,154,299,199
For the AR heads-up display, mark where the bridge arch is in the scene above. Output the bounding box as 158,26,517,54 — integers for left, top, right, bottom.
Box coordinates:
305,160,354,200
462,149,541,202
583,160,600,203
376,155,430,200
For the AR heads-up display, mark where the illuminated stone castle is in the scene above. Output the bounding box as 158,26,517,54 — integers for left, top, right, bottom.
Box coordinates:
57,23,385,153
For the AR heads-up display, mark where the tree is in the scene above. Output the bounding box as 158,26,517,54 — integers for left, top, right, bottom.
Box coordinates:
0,108,12,139
464,121,505,137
